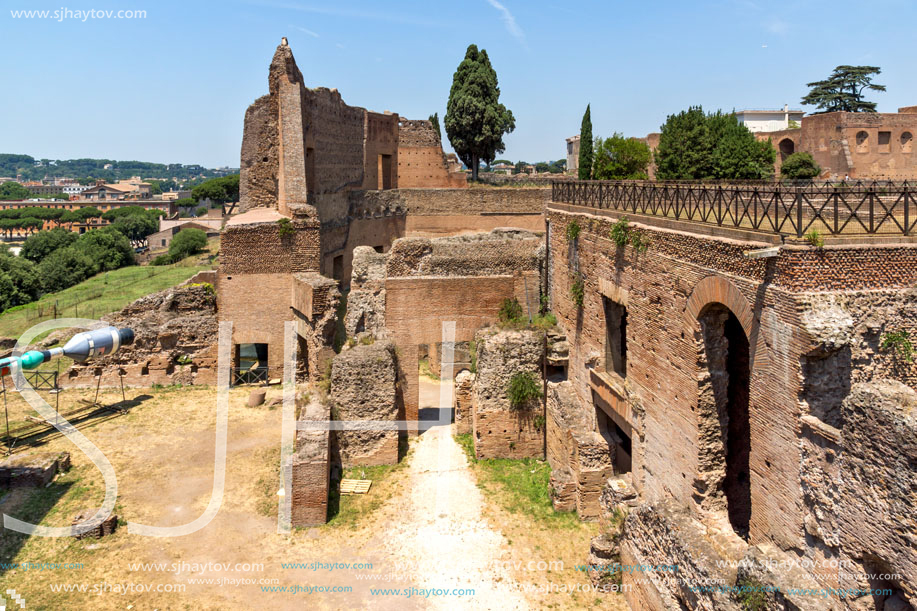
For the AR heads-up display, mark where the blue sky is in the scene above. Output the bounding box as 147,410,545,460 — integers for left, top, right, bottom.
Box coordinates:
2,0,915,168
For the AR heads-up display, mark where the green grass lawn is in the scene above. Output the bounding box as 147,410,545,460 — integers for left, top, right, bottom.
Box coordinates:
455,433,582,528
0,247,216,340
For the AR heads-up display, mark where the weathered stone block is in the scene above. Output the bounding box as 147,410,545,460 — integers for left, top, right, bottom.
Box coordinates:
330,340,400,467
471,327,545,460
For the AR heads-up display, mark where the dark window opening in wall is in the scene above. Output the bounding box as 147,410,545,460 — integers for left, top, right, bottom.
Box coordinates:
596,409,632,474
723,312,751,537
332,255,344,282
378,154,393,190
901,132,913,153
603,297,627,378
778,138,795,161
237,343,268,369
856,130,869,153
878,131,891,153
305,147,315,195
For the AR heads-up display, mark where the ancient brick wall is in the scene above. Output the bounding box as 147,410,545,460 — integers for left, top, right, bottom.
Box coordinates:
219,215,322,378
357,187,548,216
329,340,400,467
361,111,399,191
397,119,467,188
758,110,917,179
63,283,218,388
548,202,917,607
470,327,545,460
291,395,331,527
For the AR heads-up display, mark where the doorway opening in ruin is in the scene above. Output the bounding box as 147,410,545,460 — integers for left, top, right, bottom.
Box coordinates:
603,297,627,378
305,147,315,195
596,409,632,474
378,154,393,190
698,304,751,538
332,255,344,282
778,138,795,162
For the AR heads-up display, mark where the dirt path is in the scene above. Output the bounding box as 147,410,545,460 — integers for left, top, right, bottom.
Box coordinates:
378,378,529,609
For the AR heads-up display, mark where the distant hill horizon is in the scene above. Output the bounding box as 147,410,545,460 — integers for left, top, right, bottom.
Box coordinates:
0,153,238,184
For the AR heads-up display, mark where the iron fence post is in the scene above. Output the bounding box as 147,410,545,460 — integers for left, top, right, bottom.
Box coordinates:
796,187,803,238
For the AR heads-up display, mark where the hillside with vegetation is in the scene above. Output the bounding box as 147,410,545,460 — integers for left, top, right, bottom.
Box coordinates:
0,153,236,184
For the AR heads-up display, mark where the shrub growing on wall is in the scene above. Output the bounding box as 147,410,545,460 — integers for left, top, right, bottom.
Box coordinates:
507,372,542,410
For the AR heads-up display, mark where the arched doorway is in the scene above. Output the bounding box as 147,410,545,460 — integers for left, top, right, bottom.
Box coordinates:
697,303,752,538
778,138,795,162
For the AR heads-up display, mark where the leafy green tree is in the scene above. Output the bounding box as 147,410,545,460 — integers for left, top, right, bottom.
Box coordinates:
168,227,208,261
802,66,886,114
578,104,593,180
0,182,31,200
76,206,102,223
444,44,515,181
102,205,147,222
593,134,652,180
191,174,239,205
73,227,135,272
513,161,527,175
655,107,775,179
111,213,158,244
709,115,776,179
195,206,209,217
429,112,442,141
0,251,41,310
780,152,822,179
37,247,95,293
21,228,78,263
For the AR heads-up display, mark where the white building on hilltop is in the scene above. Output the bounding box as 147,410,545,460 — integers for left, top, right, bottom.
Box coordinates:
735,104,805,132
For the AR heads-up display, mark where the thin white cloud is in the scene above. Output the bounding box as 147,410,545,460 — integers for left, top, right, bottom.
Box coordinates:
294,26,319,38
485,0,527,47
335,42,346,49
248,1,445,28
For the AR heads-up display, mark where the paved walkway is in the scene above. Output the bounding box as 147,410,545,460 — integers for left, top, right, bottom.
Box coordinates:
378,377,528,609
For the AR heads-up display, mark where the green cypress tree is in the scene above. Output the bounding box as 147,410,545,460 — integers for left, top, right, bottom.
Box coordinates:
445,44,515,182
429,112,442,142
578,104,593,180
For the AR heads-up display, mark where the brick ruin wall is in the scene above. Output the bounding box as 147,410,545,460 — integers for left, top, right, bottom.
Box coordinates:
291,395,331,527
758,109,917,179
328,340,401,467
397,119,467,188
470,327,545,460
546,204,917,608
62,283,219,388
218,219,322,377
340,230,545,432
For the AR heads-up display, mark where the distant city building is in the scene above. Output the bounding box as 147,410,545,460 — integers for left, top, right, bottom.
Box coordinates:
81,176,151,201
148,221,219,250
735,104,805,133
491,163,513,175
161,190,192,201
566,135,580,175
24,183,64,196
62,184,90,197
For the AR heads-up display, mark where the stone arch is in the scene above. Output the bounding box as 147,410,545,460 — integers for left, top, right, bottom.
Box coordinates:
684,276,754,340
856,130,869,153
901,132,913,153
778,138,795,162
